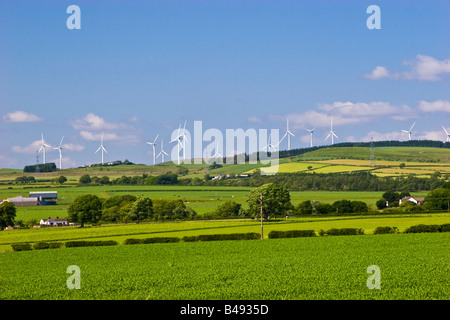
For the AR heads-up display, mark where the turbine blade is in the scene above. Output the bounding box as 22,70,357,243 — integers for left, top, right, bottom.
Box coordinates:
410,122,416,131
325,133,331,140
442,125,449,135
332,132,339,139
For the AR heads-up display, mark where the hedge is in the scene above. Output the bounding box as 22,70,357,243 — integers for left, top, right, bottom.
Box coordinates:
142,237,180,244
65,240,118,248
373,226,399,235
33,242,64,250
268,230,316,239
11,243,32,251
182,233,261,242
321,228,365,236
404,224,450,234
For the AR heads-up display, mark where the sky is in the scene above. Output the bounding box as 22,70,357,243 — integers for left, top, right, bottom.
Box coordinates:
0,0,449,169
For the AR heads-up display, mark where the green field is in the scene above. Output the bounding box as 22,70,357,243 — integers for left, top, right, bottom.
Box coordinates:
1,184,428,222
1,232,448,299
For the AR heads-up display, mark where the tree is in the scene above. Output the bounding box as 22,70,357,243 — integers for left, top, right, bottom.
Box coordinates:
423,187,450,211
68,194,102,227
58,176,68,184
247,183,293,219
332,200,353,214
351,201,368,213
376,198,387,210
399,163,406,169
129,197,153,223
214,201,246,217
295,200,313,215
79,174,91,184
0,202,16,230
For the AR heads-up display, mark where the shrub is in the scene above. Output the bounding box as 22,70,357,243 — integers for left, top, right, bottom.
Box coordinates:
141,237,180,244
11,243,32,251
404,224,450,234
33,242,64,250
65,240,118,247
123,238,142,245
324,228,364,236
182,233,260,242
373,226,399,235
268,230,316,239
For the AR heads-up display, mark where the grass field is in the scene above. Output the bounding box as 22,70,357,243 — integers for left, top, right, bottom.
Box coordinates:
1,213,448,252
1,232,448,299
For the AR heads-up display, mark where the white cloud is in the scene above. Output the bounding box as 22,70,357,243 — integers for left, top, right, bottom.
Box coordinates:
364,55,450,81
71,113,119,131
247,116,263,124
363,66,390,80
12,140,48,154
0,154,18,168
79,131,119,142
418,100,450,113
3,111,43,123
62,143,85,152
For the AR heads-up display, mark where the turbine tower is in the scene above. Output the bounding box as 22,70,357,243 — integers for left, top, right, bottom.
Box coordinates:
95,132,107,165
157,140,169,164
280,118,295,151
325,118,338,145
170,125,183,165
53,136,64,170
401,122,416,140
38,133,51,164
442,125,450,142
304,128,315,148
146,134,159,166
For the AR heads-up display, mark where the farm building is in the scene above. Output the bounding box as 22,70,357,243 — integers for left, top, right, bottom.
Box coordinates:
399,196,425,206
29,191,58,205
6,195,39,207
40,217,68,227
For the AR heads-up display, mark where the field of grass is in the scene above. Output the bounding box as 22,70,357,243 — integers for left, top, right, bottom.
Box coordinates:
1,232,448,300
1,212,448,252
2,182,424,222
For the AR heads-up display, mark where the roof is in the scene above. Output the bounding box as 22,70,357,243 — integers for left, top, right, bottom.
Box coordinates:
401,196,425,201
7,196,39,202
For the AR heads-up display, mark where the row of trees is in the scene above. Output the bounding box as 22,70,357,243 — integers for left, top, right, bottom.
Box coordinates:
68,194,197,227
75,170,447,193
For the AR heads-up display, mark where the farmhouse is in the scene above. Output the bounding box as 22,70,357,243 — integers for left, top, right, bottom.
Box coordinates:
40,216,68,227
399,196,425,206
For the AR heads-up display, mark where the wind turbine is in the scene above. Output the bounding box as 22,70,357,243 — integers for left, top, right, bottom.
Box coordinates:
170,124,183,165
38,133,51,164
212,142,223,159
325,118,338,145
402,122,416,140
157,140,169,164
280,118,295,150
263,134,276,152
53,136,64,170
146,134,159,166
443,125,450,142
304,127,315,148
95,132,107,165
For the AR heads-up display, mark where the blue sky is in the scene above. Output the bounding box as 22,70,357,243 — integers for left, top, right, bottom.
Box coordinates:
1,0,449,168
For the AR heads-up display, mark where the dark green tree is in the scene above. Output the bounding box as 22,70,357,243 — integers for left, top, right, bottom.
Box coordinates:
247,183,293,219
79,174,92,184
129,197,153,223
68,194,102,227
0,202,16,230
295,200,313,215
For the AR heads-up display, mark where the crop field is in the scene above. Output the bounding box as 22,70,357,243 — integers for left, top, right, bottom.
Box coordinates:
0,232,448,300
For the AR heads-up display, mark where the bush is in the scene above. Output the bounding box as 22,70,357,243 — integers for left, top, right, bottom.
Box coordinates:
123,238,142,245
182,233,260,242
323,228,364,236
141,237,180,244
404,224,449,234
11,243,32,251
65,240,118,247
373,226,399,235
268,230,316,239
33,242,64,250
